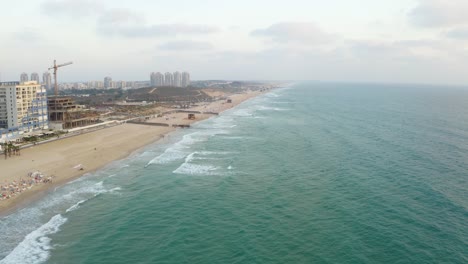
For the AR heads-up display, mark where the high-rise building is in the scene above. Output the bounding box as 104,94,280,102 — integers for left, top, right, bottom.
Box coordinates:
20,72,28,82
150,72,157,86
31,72,40,83
42,72,52,90
155,72,164,86
117,81,126,89
104,77,112,89
182,72,191,87
0,81,48,131
164,72,173,86
173,71,182,87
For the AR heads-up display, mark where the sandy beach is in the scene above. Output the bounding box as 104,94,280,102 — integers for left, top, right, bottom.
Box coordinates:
0,90,261,215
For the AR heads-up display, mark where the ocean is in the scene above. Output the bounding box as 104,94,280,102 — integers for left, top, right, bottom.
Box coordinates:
0,82,467,263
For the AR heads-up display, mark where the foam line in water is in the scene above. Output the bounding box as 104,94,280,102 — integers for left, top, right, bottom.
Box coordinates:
258,106,291,111
0,214,67,264
146,133,200,165
108,187,122,193
173,163,218,176
65,200,87,213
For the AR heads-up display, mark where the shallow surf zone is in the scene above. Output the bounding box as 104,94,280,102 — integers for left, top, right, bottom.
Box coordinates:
172,151,234,176
0,173,123,263
145,96,276,175
0,214,67,264
149,101,260,173
145,112,241,168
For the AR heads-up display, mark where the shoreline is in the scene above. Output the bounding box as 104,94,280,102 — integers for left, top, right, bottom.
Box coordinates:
0,90,265,216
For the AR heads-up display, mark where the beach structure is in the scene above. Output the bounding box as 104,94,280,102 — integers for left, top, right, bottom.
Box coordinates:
48,97,99,130
0,81,49,141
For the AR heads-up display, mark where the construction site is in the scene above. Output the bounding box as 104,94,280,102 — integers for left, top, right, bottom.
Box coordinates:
46,60,98,130
48,97,99,130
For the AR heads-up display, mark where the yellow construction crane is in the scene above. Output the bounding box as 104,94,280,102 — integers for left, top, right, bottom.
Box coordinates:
48,60,73,96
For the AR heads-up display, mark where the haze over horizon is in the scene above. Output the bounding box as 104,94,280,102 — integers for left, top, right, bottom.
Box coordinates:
2,0,468,85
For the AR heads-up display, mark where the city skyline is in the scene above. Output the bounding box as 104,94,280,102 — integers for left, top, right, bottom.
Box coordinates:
150,71,191,87
2,1,468,85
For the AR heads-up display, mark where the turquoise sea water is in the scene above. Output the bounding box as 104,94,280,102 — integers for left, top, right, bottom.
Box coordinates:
0,82,467,263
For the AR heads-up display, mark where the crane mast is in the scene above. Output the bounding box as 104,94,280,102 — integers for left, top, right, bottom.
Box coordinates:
48,60,73,96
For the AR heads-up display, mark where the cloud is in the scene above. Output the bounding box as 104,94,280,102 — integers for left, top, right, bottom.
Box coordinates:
158,40,213,51
251,22,334,45
409,0,468,28
445,27,468,40
41,0,104,18
13,28,43,42
97,9,219,38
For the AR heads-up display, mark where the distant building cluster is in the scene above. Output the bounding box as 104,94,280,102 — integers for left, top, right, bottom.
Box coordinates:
150,71,190,87
19,72,52,90
59,80,143,90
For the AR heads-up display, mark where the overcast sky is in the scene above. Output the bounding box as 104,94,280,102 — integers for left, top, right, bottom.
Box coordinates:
1,0,468,84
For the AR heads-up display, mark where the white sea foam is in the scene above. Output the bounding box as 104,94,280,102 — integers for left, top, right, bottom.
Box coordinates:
0,214,67,264
61,181,106,201
173,151,229,175
108,187,122,193
271,101,291,104
146,128,232,166
173,163,219,176
65,200,86,213
220,136,246,140
266,92,280,98
258,106,291,111
147,133,200,165
232,108,253,117
196,151,232,156
0,177,121,261
172,151,230,175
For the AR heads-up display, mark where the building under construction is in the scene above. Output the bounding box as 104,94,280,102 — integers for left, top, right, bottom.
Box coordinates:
48,97,99,129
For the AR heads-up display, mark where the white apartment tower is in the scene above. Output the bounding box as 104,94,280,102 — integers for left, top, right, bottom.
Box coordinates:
43,72,52,90
164,72,174,86
0,81,49,132
104,77,112,89
182,72,191,87
155,72,164,86
31,72,40,83
20,73,28,82
150,72,157,86
173,71,182,87
150,72,165,87
151,71,189,87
